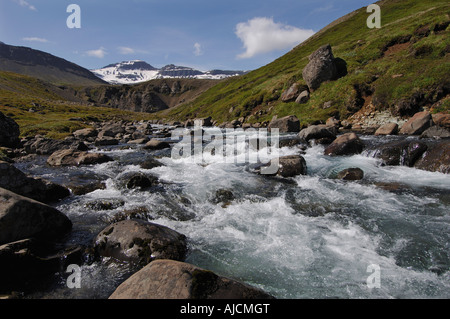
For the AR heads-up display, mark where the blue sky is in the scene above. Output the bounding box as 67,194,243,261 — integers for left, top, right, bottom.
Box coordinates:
0,0,375,71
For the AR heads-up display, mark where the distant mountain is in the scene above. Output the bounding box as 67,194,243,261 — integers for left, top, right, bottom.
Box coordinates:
0,42,106,86
91,60,247,84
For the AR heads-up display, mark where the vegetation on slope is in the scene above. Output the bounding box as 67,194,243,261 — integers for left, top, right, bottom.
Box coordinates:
161,0,449,126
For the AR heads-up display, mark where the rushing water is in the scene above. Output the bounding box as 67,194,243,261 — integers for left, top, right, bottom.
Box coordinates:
16,127,450,299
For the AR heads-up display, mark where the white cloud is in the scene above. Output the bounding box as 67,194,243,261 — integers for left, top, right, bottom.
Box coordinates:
235,17,315,59
14,0,36,11
86,47,107,58
22,37,48,43
193,42,203,56
118,47,135,54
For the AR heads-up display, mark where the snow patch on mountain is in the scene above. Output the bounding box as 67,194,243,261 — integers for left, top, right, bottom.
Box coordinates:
91,60,246,84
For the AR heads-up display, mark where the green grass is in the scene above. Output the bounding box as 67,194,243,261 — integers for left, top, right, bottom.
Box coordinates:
160,0,450,125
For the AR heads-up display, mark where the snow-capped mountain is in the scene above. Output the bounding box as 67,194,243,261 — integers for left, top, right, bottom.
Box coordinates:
91,60,246,84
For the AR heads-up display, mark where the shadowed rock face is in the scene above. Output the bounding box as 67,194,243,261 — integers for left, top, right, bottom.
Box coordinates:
0,111,20,148
109,259,275,299
0,188,72,245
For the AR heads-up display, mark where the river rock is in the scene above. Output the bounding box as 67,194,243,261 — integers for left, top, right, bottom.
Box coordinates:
432,112,450,129
269,115,300,133
143,138,170,150
0,188,72,245
0,161,70,203
0,111,20,148
23,136,88,155
336,168,364,180
302,44,338,91
263,155,307,177
108,259,275,299
126,173,159,189
399,111,433,135
47,149,113,166
298,124,336,141
375,122,399,136
324,133,364,156
372,140,428,167
94,136,119,146
420,126,450,139
414,140,450,174
94,219,187,266
211,189,235,205
97,122,126,138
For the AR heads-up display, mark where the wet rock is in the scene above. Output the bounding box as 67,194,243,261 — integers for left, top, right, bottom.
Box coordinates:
324,133,364,156
414,140,450,174
139,157,164,170
263,155,307,177
143,138,170,150
298,125,337,142
212,189,235,205
69,181,106,196
94,136,119,146
0,239,84,294
47,149,113,166
85,198,125,211
0,111,20,148
399,111,433,135
127,137,150,145
0,187,72,245
278,136,306,148
420,126,450,139
94,219,187,266
371,140,427,167
97,122,126,138
336,168,364,180
108,259,275,299
269,115,301,133
375,122,399,136
126,173,159,190
0,161,70,203
302,44,340,91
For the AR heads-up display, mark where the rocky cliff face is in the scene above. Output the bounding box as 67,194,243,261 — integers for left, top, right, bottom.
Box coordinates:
81,78,218,113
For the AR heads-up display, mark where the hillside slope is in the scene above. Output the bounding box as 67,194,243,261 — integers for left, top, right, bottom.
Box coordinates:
0,42,107,86
162,0,449,127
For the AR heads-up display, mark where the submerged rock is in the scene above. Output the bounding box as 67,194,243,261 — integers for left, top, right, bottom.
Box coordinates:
108,259,275,299
94,219,187,266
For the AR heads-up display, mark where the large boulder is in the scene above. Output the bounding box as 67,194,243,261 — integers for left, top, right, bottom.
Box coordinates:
0,188,72,245
97,122,126,138
298,124,336,141
371,140,428,167
0,161,70,203
324,133,364,156
268,115,300,133
94,219,187,266
399,111,433,135
109,259,275,299
375,122,399,136
0,111,20,148
302,44,339,91
47,149,113,166
414,140,450,174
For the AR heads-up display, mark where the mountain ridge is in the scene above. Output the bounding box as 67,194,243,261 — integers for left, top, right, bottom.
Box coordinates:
91,60,247,84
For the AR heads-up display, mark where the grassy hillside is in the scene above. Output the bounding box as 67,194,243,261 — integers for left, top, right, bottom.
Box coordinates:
161,0,449,126
0,71,155,139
